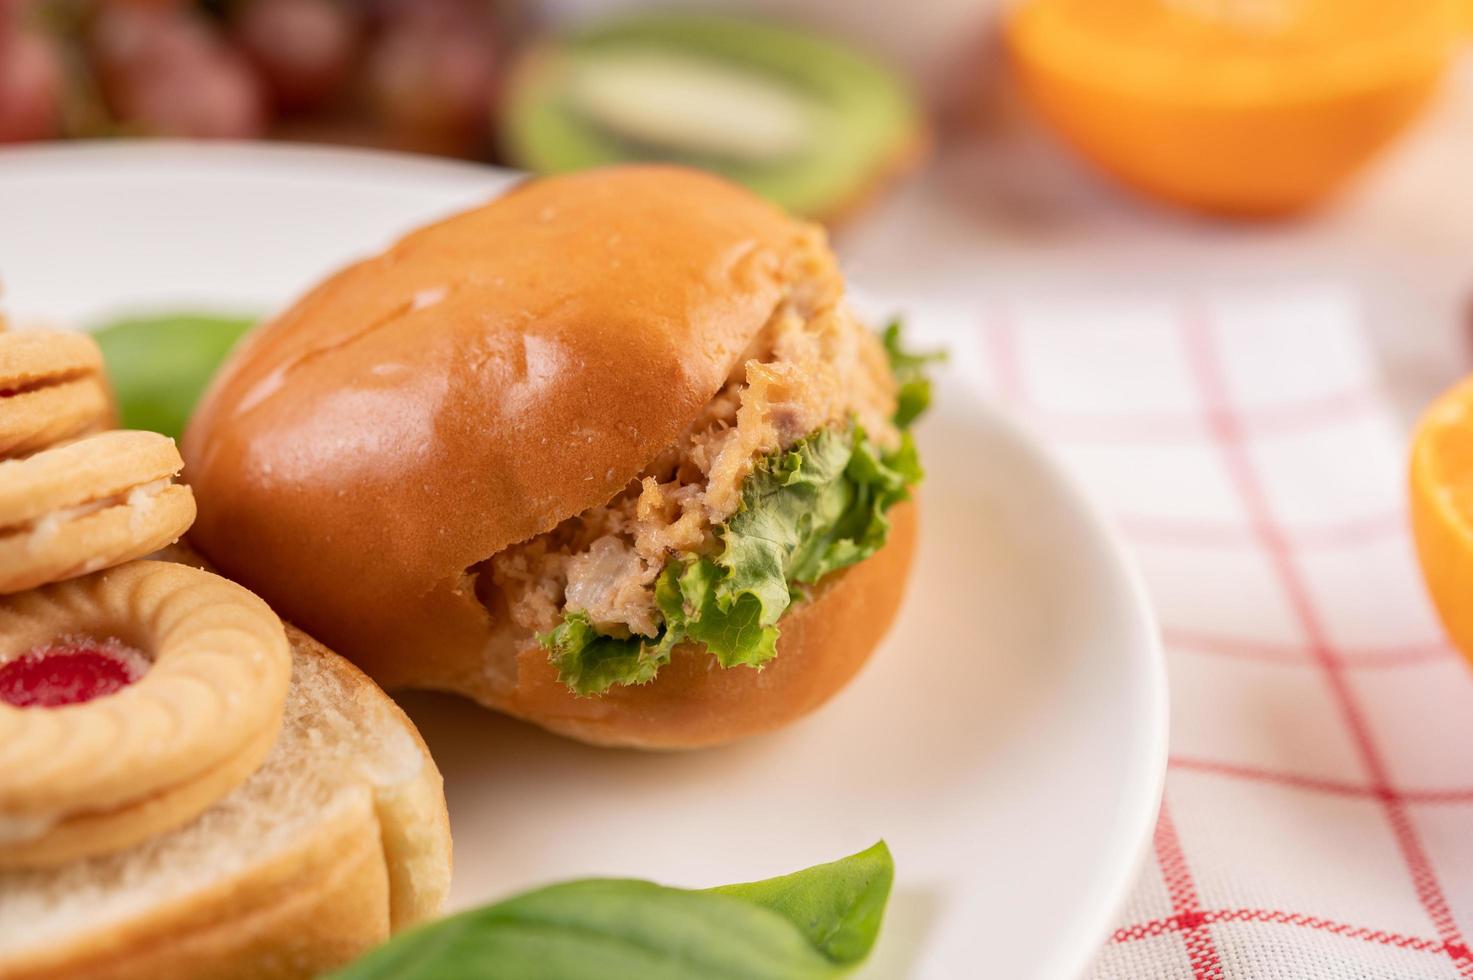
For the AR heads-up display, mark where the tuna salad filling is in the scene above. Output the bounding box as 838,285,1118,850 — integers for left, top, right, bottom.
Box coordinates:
480,304,937,695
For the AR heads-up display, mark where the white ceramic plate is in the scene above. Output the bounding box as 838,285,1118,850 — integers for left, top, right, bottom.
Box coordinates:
0,143,1166,980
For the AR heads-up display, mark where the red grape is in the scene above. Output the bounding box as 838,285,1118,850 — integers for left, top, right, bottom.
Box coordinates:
91,5,267,139
0,0,35,25
91,0,192,8
370,0,479,30
365,16,497,140
0,28,63,143
234,0,357,111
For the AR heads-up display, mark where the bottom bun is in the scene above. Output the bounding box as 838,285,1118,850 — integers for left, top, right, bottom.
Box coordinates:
481,499,918,749
0,611,451,980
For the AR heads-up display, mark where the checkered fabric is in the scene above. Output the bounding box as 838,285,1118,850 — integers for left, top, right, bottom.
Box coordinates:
982,285,1472,980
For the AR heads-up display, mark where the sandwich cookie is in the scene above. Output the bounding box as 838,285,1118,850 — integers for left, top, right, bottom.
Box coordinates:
0,331,113,459
0,560,292,867
0,430,196,594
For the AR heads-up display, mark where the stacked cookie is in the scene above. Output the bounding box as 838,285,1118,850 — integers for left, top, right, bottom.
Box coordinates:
0,328,450,979
0,330,113,459
0,327,280,867
0,332,196,592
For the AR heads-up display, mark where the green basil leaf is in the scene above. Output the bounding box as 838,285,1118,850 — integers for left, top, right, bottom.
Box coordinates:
93,312,255,440
711,841,893,966
328,843,893,980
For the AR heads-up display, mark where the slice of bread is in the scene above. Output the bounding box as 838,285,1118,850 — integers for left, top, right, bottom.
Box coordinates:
0,618,451,980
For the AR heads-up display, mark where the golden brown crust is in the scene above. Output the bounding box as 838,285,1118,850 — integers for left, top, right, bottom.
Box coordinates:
182,166,856,722
467,499,916,748
277,623,452,931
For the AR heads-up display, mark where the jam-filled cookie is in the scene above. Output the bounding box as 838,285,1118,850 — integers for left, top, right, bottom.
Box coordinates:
0,430,196,594
0,331,113,460
0,548,451,980
0,560,291,867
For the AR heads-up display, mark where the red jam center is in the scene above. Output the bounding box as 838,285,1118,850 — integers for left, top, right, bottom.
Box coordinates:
0,641,145,708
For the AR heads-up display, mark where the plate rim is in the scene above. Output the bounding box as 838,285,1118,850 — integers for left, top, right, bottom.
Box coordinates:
972,397,1168,978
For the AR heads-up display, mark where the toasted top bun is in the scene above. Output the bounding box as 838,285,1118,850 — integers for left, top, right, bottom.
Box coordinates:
185,167,839,674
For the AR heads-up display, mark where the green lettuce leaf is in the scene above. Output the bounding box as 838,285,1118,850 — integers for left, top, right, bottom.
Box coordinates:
674,558,780,669
542,612,672,695
881,319,945,429
716,427,856,624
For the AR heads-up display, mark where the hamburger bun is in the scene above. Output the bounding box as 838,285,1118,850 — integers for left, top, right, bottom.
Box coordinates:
0,559,452,979
183,165,918,749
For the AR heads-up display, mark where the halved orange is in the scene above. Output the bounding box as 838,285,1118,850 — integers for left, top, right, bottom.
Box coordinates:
1005,0,1462,216
1411,376,1473,661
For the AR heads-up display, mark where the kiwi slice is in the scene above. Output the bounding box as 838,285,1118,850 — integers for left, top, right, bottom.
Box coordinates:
502,13,925,222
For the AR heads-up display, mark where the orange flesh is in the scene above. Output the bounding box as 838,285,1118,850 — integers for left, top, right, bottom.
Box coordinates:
1005,0,1460,215
1411,378,1473,665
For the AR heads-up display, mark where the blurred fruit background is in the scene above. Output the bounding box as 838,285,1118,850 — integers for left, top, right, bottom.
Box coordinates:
1,0,1467,224
0,0,514,154
1,0,1471,402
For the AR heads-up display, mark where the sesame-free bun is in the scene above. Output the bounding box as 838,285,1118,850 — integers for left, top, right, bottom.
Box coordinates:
183,165,914,748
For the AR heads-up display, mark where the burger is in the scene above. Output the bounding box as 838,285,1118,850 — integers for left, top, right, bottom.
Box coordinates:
183,165,932,748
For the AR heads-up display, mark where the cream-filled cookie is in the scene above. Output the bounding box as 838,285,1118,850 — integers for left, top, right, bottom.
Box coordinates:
0,430,196,594
0,331,113,460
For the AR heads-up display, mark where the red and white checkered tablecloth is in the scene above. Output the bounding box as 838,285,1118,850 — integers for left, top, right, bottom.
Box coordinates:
977,284,1473,979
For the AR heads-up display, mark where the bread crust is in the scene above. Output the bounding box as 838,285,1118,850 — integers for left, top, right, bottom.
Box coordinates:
280,624,452,930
